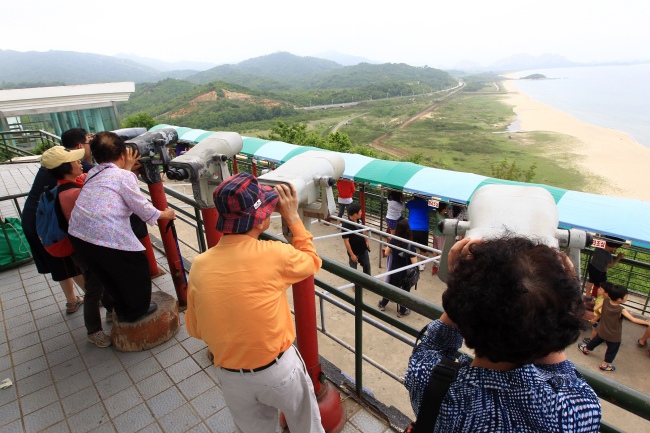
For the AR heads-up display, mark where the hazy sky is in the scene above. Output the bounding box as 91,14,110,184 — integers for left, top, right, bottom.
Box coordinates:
3,0,649,67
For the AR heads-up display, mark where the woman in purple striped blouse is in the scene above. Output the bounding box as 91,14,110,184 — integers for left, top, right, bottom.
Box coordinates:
69,132,175,323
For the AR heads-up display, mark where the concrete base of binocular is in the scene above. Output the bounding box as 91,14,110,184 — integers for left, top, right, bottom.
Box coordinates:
437,185,592,282
166,133,244,208
258,151,345,240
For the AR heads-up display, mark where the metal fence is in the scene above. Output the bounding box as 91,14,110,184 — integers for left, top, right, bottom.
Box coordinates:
0,129,59,159
1,129,649,430
142,183,650,432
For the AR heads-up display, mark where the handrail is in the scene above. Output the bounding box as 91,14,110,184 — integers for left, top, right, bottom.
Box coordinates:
1,146,647,430
149,183,650,427
0,129,60,160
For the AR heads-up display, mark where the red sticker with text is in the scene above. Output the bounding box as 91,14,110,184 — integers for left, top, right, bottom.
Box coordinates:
592,239,607,248
428,199,439,208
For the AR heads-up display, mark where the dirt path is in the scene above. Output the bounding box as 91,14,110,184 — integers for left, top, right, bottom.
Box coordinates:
368,86,464,157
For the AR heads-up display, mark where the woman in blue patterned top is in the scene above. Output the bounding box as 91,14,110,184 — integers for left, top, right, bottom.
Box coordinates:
404,237,601,432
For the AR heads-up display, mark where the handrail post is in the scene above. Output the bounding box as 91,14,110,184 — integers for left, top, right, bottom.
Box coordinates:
354,280,364,396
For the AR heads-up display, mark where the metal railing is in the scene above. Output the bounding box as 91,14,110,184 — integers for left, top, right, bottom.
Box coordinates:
0,129,60,160
581,249,650,316
139,183,649,432
1,128,648,430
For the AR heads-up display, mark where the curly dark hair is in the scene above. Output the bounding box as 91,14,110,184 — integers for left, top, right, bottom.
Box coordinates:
91,131,126,163
442,236,585,364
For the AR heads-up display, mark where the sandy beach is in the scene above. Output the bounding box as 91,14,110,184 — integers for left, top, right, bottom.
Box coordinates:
501,79,650,202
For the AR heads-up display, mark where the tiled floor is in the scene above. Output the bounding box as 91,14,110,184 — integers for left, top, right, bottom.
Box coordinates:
0,256,396,433
0,163,396,433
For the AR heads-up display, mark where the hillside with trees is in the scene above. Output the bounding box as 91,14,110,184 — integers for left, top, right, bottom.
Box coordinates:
185,52,343,85
0,50,199,86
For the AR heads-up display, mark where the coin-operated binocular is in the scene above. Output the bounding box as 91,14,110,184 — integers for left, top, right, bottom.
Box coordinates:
125,128,178,184
258,150,345,241
438,185,592,282
112,127,147,140
166,132,243,208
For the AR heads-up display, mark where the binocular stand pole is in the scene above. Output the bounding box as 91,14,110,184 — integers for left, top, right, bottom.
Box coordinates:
200,207,222,248
148,181,188,308
281,217,346,432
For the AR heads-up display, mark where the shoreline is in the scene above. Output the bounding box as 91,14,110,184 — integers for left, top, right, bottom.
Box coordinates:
500,78,650,202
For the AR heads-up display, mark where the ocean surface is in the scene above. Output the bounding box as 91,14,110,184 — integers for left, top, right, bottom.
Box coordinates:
507,63,650,148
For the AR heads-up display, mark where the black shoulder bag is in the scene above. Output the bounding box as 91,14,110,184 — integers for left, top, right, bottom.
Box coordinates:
405,326,460,433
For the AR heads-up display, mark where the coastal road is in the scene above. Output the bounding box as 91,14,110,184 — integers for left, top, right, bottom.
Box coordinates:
331,113,369,133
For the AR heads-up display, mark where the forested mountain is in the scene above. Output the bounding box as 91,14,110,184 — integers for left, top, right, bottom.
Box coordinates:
0,50,160,84
118,79,297,130
300,62,456,89
185,52,456,92
185,52,343,85
0,50,200,86
115,53,217,72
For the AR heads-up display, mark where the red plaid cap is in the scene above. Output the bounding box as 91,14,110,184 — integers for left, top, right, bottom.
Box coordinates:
213,172,279,234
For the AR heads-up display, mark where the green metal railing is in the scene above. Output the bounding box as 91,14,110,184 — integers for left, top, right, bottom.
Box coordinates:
1,126,648,431
151,183,650,432
0,129,60,160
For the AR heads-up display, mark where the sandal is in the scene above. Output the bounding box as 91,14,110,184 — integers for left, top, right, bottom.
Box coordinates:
377,301,386,312
66,296,84,314
599,364,616,372
577,343,589,355
637,339,647,348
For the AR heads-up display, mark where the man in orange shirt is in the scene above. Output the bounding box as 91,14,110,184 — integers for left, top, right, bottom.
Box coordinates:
186,172,324,433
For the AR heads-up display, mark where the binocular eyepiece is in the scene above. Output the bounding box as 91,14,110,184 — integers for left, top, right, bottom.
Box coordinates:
166,167,190,181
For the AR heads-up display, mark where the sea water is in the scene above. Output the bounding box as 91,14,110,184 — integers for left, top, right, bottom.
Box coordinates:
508,63,650,148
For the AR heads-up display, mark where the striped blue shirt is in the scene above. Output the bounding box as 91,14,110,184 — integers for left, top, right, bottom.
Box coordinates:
404,320,601,432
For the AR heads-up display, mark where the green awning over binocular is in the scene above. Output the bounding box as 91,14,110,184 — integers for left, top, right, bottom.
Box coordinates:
150,124,650,249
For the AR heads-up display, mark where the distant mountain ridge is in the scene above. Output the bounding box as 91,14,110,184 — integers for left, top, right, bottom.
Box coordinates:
0,49,199,85
452,53,578,72
185,52,344,86
313,50,380,66
115,53,218,72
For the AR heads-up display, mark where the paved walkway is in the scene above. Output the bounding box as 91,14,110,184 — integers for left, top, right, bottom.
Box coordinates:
0,162,396,433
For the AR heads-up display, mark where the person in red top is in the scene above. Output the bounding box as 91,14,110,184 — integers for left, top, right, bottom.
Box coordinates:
42,146,114,347
336,178,356,223
186,173,324,433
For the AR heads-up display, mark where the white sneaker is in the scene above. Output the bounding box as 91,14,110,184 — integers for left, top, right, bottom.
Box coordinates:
418,264,425,271
87,330,112,348
105,310,113,324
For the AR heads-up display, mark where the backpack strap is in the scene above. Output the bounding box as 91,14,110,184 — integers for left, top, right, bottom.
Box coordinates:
410,357,460,433
51,166,109,233
54,183,82,233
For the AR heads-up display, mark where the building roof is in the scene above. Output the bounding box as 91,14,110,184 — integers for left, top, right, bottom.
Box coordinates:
0,82,135,115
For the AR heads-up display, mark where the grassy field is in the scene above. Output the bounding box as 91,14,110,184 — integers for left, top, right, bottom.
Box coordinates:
240,86,606,193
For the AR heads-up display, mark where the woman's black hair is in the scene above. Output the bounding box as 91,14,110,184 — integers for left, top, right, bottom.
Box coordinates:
91,131,126,163
442,236,585,364
388,191,403,202
394,218,413,242
47,162,73,180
